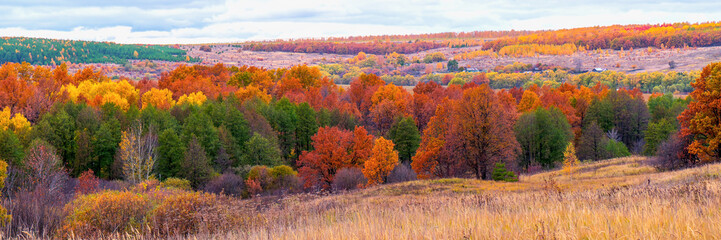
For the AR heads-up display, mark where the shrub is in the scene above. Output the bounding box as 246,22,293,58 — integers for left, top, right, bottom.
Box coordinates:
245,179,262,196
332,168,367,191
204,173,244,197
268,165,301,191
247,165,272,190
604,139,631,158
160,177,192,191
147,191,217,235
386,163,417,183
75,169,100,195
491,163,518,182
61,190,152,238
654,133,696,170
5,187,67,238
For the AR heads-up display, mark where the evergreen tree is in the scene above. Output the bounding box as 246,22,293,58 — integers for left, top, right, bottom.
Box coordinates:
156,128,184,179
241,133,282,167
0,129,23,166
181,111,219,160
387,116,421,164
295,102,318,153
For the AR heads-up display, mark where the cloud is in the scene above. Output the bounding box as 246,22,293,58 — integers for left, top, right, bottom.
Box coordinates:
0,0,719,44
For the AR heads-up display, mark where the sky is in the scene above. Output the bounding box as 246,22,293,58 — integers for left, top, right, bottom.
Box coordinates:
0,0,719,44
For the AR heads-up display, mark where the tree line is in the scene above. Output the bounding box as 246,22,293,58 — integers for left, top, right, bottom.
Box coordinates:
0,37,197,65
1,62,719,194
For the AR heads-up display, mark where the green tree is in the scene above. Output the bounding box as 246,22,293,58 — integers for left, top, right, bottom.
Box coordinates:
180,136,214,188
34,109,76,168
447,59,459,72
241,133,282,166
295,102,318,153
514,107,573,169
0,129,23,166
577,121,608,161
181,111,219,159
156,128,184,179
92,118,121,178
387,117,421,164
604,139,631,158
644,118,677,155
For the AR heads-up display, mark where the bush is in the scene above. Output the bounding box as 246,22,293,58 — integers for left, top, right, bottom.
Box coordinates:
5,187,68,238
61,190,152,238
75,170,100,195
491,163,518,182
204,173,244,197
654,133,696,170
386,164,417,183
604,139,631,158
147,191,217,235
268,165,301,192
247,165,272,190
332,168,367,191
160,177,192,191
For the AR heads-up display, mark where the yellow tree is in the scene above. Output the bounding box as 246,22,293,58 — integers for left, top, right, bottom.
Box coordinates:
562,142,579,178
177,91,207,106
141,88,175,110
363,137,399,185
118,121,157,184
0,107,31,134
517,90,541,112
0,160,9,226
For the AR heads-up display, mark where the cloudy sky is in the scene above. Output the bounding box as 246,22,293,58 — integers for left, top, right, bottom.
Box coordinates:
1,0,719,44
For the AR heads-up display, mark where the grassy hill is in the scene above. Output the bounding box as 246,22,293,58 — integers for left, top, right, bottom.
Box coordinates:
219,157,721,239
0,37,198,65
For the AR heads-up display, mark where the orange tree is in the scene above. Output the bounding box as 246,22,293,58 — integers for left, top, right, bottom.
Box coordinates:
679,63,721,163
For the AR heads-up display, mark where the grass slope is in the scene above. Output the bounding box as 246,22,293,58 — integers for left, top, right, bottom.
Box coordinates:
214,156,721,239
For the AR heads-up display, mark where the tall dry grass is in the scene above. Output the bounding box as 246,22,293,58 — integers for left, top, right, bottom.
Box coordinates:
218,157,721,239
11,157,721,239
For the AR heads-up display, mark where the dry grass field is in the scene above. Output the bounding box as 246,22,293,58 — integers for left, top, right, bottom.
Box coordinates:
182,43,721,74
179,157,720,240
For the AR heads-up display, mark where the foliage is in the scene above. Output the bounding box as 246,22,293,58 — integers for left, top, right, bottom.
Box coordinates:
604,139,631,158
297,126,373,189
75,169,100,194
491,163,518,182
141,88,175,110
61,190,152,237
515,107,573,169
160,177,192,191
118,121,157,184
363,137,400,185
180,136,214,188
679,62,721,163
562,142,579,177
156,128,184,179
0,37,195,64
242,133,282,166
387,116,421,163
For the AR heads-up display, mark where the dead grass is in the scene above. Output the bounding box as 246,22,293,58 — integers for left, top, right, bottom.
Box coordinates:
19,157,719,239
203,157,721,239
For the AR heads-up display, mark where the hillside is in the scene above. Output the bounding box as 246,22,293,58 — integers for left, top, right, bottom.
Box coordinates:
216,157,721,239
0,37,196,65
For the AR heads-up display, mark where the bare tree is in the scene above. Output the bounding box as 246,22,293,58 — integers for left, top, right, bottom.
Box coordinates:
118,121,158,184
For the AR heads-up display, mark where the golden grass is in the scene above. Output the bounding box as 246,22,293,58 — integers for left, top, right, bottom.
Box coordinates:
40,157,721,240
192,157,721,240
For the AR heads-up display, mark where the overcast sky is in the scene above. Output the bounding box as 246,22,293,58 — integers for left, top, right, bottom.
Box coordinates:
1,0,719,44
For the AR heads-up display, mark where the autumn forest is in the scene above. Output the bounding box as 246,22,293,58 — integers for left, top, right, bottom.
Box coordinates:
2,21,721,239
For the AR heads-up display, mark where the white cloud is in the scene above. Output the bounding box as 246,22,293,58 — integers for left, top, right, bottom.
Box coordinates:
0,0,719,44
